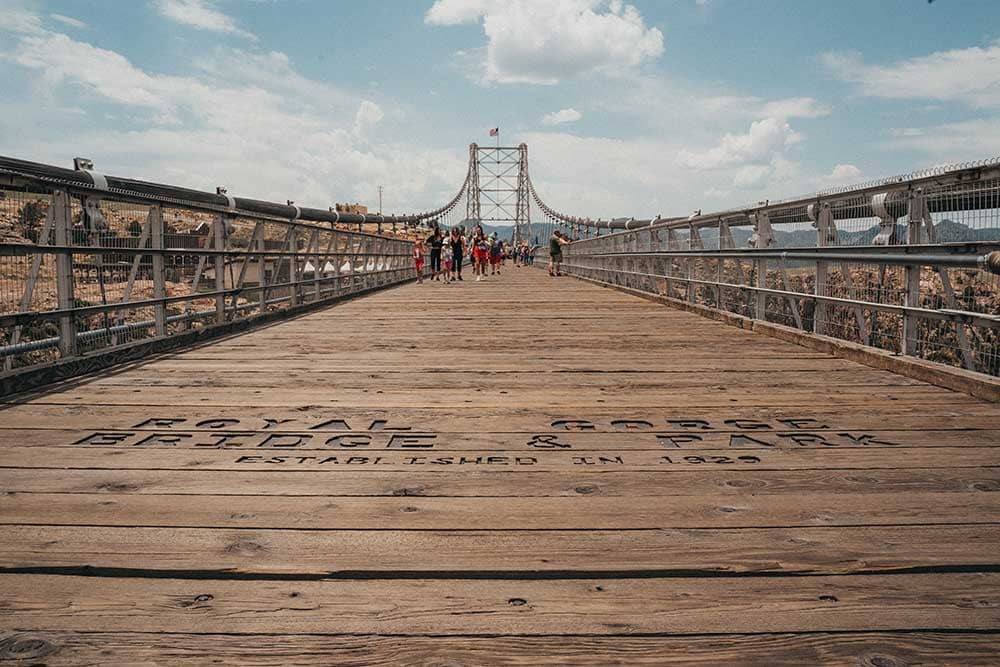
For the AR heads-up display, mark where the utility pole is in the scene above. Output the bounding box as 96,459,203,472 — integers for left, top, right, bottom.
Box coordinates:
377,185,383,215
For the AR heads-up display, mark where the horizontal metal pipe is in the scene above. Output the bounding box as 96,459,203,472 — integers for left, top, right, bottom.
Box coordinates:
0,266,413,327
567,249,1000,273
531,158,999,233
0,270,413,357
562,264,1000,327
0,155,459,226
0,244,412,258
1,309,207,356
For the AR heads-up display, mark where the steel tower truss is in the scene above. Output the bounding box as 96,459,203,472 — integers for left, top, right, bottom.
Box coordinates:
467,143,531,243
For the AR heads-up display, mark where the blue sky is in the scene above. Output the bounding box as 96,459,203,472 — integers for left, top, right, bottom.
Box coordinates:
2,0,999,219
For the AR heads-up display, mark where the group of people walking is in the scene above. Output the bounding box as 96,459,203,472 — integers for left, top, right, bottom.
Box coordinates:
412,225,537,284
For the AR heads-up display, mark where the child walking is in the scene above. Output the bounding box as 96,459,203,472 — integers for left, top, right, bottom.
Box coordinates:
442,243,453,284
413,239,426,284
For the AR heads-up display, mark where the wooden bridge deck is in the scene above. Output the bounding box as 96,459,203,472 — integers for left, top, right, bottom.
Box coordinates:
2,267,999,665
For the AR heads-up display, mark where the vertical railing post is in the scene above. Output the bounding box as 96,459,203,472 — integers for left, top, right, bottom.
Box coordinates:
150,205,167,337
716,219,725,309
687,225,705,303
755,257,768,321
253,222,267,312
53,189,77,358
332,231,343,293
213,215,226,323
288,223,300,307
813,202,832,336
750,211,773,321
902,190,924,356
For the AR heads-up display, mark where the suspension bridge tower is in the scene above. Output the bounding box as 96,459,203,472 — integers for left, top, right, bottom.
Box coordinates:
466,142,531,244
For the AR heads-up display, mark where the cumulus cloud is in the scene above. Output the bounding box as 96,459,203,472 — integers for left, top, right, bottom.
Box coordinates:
521,130,812,218
426,0,664,85
828,163,862,183
14,32,179,110
541,108,583,125
823,41,1000,108
153,0,256,40
425,0,494,24
2,18,466,211
677,117,800,170
0,8,45,35
354,100,385,139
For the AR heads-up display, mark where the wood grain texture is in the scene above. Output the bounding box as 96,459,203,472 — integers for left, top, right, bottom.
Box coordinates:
5,467,998,496
1,267,998,662
3,524,997,575
3,631,998,666
2,491,996,529
4,573,1000,634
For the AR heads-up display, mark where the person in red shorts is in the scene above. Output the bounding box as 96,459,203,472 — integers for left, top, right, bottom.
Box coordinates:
413,238,426,284
471,225,489,281
489,232,502,275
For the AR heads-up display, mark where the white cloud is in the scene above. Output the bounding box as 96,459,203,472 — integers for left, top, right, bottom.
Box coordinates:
677,117,800,170
823,41,1000,108
519,131,815,218
2,21,466,212
699,95,829,120
0,8,45,35
14,32,179,110
153,0,256,40
759,97,830,120
828,163,862,183
426,0,664,85
425,0,494,24
519,131,682,217
49,14,87,29
884,118,1000,161
730,156,800,191
541,108,583,125
732,164,772,188
354,100,385,139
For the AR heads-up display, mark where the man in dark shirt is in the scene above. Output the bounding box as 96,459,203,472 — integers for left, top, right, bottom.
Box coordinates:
427,228,445,281
549,230,569,276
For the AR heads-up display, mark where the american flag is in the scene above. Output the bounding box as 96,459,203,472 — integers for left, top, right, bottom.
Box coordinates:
489,127,499,137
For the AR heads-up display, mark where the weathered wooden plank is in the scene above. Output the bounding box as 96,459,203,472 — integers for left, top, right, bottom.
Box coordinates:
6,630,1000,666
85,368,925,389
2,491,995,529
3,525,997,575
3,445,996,471
2,428,995,450
4,467,997,497
4,404,998,432
4,573,999,634
5,385,963,408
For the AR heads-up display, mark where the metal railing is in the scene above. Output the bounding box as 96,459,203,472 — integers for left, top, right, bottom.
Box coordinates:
548,160,1000,377
0,156,438,379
